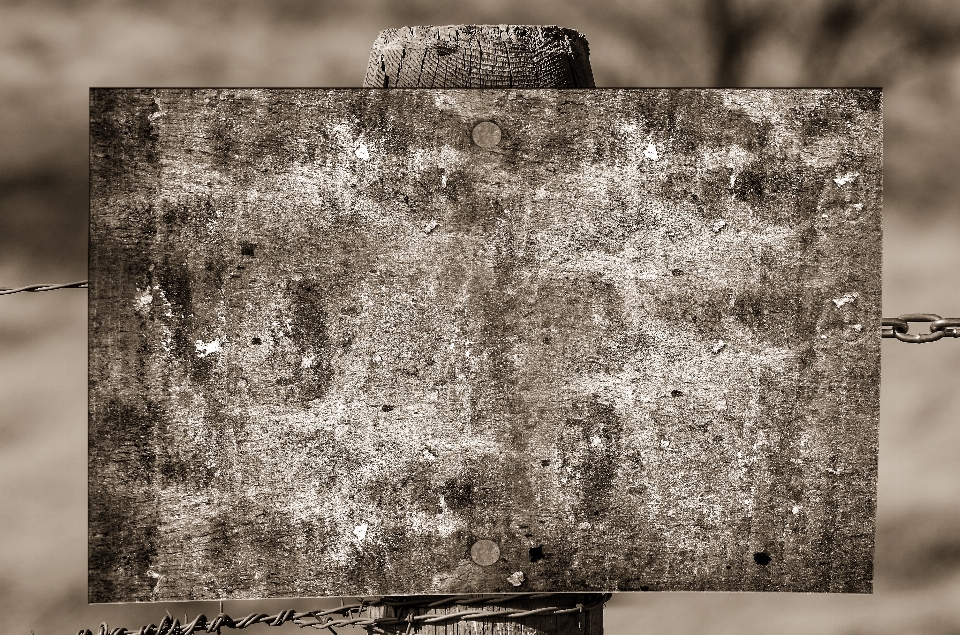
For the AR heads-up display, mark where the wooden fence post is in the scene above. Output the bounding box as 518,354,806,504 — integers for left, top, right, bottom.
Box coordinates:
362,23,604,635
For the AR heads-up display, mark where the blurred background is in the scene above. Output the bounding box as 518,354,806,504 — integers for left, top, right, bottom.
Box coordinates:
1,0,959,633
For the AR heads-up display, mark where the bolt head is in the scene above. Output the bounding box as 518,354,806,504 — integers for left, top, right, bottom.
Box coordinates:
470,539,500,566
471,121,501,148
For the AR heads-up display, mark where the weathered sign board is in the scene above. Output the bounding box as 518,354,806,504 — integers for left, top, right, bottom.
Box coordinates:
89,88,881,602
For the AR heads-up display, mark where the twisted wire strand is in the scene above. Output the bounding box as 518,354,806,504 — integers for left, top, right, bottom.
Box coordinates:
0,280,88,295
3,280,957,342
78,594,612,635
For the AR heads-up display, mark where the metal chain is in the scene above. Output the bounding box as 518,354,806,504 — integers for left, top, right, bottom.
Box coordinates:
77,594,612,635
883,314,960,343
3,279,958,344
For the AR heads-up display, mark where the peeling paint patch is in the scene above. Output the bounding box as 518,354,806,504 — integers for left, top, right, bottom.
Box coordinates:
712,220,727,233
353,523,368,542
355,140,370,161
832,293,859,308
643,143,659,161
194,339,222,358
507,571,525,586
833,172,859,186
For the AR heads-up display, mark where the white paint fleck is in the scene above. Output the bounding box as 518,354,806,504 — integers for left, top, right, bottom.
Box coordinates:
792,505,802,514
851,324,863,332
832,292,859,308
507,571,525,586
729,172,736,188
136,289,154,307
301,354,315,369
354,141,370,161
821,335,828,340
354,523,368,542
821,214,829,219
712,220,726,233
440,172,447,188
643,143,659,161
833,172,859,186
424,220,439,234
195,339,222,358
590,435,604,449
712,340,726,354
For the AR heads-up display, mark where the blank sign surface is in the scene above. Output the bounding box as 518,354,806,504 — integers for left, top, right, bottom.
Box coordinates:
89,88,881,601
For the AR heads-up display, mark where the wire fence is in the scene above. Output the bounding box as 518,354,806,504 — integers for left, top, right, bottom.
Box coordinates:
78,593,612,635
3,280,957,343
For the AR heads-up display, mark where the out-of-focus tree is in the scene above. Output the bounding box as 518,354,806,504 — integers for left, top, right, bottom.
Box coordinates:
578,0,960,86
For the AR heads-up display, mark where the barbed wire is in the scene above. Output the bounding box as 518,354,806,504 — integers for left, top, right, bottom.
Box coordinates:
77,593,612,635
0,280,88,295
3,279,958,343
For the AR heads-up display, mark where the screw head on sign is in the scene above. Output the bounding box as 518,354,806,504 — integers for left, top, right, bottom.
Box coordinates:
471,121,502,148
470,539,500,566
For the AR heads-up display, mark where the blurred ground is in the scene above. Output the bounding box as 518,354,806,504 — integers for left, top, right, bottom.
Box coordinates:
1,0,959,633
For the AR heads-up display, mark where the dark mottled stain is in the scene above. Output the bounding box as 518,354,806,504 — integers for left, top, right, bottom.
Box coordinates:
632,91,767,154
286,279,335,403
734,162,766,207
439,477,475,510
203,257,228,286
89,485,159,602
156,255,216,383
94,397,160,483
366,458,439,515
240,241,257,257
90,90,160,186
852,88,882,112
529,546,545,562
798,95,859,139
654,285,730,339
562,398,625,518
205,497,303,594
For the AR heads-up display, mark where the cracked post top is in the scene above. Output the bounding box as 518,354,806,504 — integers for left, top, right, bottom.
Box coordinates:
363,25,595,89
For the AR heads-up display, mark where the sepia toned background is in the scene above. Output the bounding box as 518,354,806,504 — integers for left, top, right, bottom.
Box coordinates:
1,0,959,633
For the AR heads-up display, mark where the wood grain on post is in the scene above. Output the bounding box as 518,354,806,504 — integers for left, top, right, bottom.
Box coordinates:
366,24,601,635
363,25,595,88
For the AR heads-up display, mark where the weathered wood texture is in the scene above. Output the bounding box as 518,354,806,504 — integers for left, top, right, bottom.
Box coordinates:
89,88,881,602
363,25,595,88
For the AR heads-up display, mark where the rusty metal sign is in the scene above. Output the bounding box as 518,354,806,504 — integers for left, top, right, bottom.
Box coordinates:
89,88,881,601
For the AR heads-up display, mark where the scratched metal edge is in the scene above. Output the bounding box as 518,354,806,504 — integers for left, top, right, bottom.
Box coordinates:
88,88,881,601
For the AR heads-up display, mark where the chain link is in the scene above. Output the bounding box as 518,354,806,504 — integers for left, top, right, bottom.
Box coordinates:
883,314,960,343
77,594,612,635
